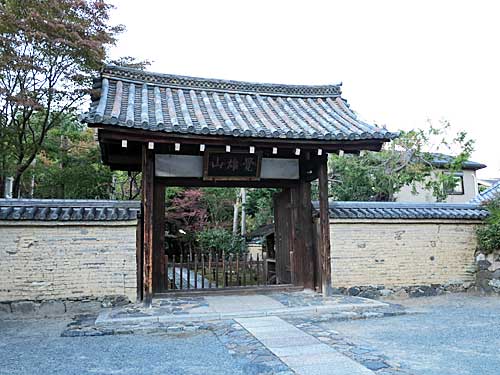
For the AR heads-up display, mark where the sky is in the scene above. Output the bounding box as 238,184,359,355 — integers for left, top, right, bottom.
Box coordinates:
107,0,500,178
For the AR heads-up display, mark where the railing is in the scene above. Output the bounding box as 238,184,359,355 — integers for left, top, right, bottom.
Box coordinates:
165,250,269,290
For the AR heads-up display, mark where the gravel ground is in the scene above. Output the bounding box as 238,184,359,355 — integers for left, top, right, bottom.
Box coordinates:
318,294,500,375
0,318,262,375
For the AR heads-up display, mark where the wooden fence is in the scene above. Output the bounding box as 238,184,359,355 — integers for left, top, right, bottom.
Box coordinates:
165,250,269,291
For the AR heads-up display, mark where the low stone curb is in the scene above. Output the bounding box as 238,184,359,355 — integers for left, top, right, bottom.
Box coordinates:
94,300,389,326
0,295,129,319
62,302,405,337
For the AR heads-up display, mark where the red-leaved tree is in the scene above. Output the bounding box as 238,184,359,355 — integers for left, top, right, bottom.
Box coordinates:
0,0,123,196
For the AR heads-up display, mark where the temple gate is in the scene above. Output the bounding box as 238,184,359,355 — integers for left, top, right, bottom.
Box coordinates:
84,65,396,305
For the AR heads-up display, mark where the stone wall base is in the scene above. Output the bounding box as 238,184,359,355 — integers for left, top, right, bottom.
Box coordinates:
475,249,500,295
0,295,130,318
332,282,478,300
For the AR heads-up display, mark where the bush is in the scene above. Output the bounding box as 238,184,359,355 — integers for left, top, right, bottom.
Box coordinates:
477,196,500,254
196,228,245,255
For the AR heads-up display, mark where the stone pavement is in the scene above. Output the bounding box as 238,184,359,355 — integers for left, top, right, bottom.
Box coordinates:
59,290,410,374
236,316,375,375
95,290,389,325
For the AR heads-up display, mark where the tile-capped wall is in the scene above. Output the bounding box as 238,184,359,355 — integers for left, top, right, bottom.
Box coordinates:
0,222,137,302
330,219,479,288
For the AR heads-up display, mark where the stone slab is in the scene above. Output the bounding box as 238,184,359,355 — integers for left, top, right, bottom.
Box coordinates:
294,361,374,375
236,316,375,375
11,301,38,315
258,335,320,348
94,293,391,326
38,300,66,316
270,343,334,357
0,302,11,315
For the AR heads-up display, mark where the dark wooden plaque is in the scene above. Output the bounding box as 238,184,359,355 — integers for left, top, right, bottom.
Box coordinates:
203,151,261,181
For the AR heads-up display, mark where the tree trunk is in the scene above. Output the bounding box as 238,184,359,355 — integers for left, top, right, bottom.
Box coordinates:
12,171,22,198
240,188,246,236
232,198,239,235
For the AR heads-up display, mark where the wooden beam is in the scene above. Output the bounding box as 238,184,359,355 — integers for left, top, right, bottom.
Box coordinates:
141,145,155,307
95,127,387,152
318,156,332,296
156,177,299,188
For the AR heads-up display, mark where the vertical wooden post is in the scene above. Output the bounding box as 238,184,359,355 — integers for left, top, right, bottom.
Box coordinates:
273,189,292,284
289,185,300,285
153,181,166,293
299,179,315,289
289,180,314,289
318,156,332,296
136,211,143,302
141,145,154,307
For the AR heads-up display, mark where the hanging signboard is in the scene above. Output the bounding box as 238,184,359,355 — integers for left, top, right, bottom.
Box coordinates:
203,151,262,181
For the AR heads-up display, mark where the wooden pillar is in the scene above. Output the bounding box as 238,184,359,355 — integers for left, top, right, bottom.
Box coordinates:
290,185,300,285
141,146,157,306
142,147,166,305
318,156,332,296
273,189,292,284
153,181,166,293
298,179,315,289
289,180,315,289
136,212,143,302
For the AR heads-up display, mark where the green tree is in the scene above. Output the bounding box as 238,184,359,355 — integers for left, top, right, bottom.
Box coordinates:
200,187,238,227
196,227,245,255
32,115,112,199
328,121,475,202
0,0,122,197
477,196,500,254
246,188,279,229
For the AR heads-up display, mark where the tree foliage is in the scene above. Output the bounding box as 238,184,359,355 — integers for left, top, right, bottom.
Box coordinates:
477,196,500,254
200,187,238,227
196,227,245,255
328,121,475,201
245,188,278,228
32,114,111,198
0,0,122,196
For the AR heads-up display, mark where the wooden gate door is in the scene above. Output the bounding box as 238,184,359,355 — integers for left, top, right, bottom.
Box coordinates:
273,190,292,284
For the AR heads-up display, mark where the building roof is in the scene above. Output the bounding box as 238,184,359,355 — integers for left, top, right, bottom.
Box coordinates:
312,201,489,220
83,65,398,142
470,181,500,204
0,199,140,221
478,178,500,187
247,223,274,240
430,153,486,170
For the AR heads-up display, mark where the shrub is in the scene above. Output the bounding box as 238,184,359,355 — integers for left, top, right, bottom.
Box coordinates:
196,228,245,255
477,195,500,254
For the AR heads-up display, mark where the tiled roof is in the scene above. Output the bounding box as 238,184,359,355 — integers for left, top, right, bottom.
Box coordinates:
0,199,140,221
470,181,500,204
83,65,398,142
430,153,486,170
312,201,489,220
247,223,274,239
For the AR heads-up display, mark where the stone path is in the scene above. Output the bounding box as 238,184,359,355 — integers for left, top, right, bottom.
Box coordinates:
96,290,389,325
62,292,409,374
168,266,210,289
236,316,375,375
193,294,285,313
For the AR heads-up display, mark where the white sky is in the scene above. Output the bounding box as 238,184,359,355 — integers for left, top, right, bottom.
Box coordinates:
108,0,500,178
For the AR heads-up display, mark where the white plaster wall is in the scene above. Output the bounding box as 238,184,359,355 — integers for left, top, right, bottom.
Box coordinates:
395,170,478,203
0,222,137,302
